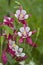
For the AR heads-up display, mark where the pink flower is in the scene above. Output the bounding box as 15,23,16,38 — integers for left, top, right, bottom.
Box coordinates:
18,26,37,47
15,6,31,26
15,47,27,61
2,51,7,64
3,16,14,29
6,39,27,61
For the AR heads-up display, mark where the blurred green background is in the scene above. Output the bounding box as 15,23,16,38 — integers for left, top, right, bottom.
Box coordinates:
0,0,43,65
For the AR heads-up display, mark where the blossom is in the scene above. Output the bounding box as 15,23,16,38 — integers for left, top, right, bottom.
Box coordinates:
2,51,7,64
18,26,37,47
15,6,31,26
6,39,27,61
15,47,27,61
3,16,14,29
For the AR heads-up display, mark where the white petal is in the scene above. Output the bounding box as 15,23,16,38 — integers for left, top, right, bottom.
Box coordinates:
15,14,18,18
15,51,20,57
20,27,24,32
19,48,23,53
28,31,32,36
16,10,20,15
21,10,26,15
18,32,22,36
9,40,12,44
3,19,6,22
26,27,30,32
14,45,19,51
24,14,29,19
16,54,21,57
21,53,25,57
12,41,15,44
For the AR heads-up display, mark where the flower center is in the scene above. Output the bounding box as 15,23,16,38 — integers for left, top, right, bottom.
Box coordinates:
23,31,26,36
12,43,16,47
19,14,24,19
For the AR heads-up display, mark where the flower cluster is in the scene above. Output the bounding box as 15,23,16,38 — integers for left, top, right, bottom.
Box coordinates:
1,6,37,64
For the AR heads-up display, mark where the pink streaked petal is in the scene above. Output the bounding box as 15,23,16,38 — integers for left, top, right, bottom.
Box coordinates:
19,20,27,26
15,55,27,62
8,34,13,40
6,44,15,57
32,43,37,47
26,37,33,45
2,51,7,64
4,16,14,23
26,37,37,47
19,37,24,43
4,16,10,22
10,18,14,23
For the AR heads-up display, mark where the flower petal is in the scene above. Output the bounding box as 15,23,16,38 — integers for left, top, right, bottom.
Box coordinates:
14,45,19,51
19,37,24,43
2,51,7,64
9,40,12,44
24,14,29,19
26,27,30,32
21,10,26,15
19,48,23,53
26,37,33,45
26,37,37,47
28,31,32,36
21,53,25,57
16,10,20,15
20,27,24,32
19,20,27,26
18,32,22,37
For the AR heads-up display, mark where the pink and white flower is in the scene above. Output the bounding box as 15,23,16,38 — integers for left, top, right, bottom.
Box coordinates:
18,26,37,47
6,39,27,61
3,16,14,29
15,9,31,20
14,6,31,26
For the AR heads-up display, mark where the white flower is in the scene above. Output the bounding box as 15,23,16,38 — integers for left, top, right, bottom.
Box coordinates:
18,26,32,38
15,47,25,57
15,9,29,20
9,40,19,51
